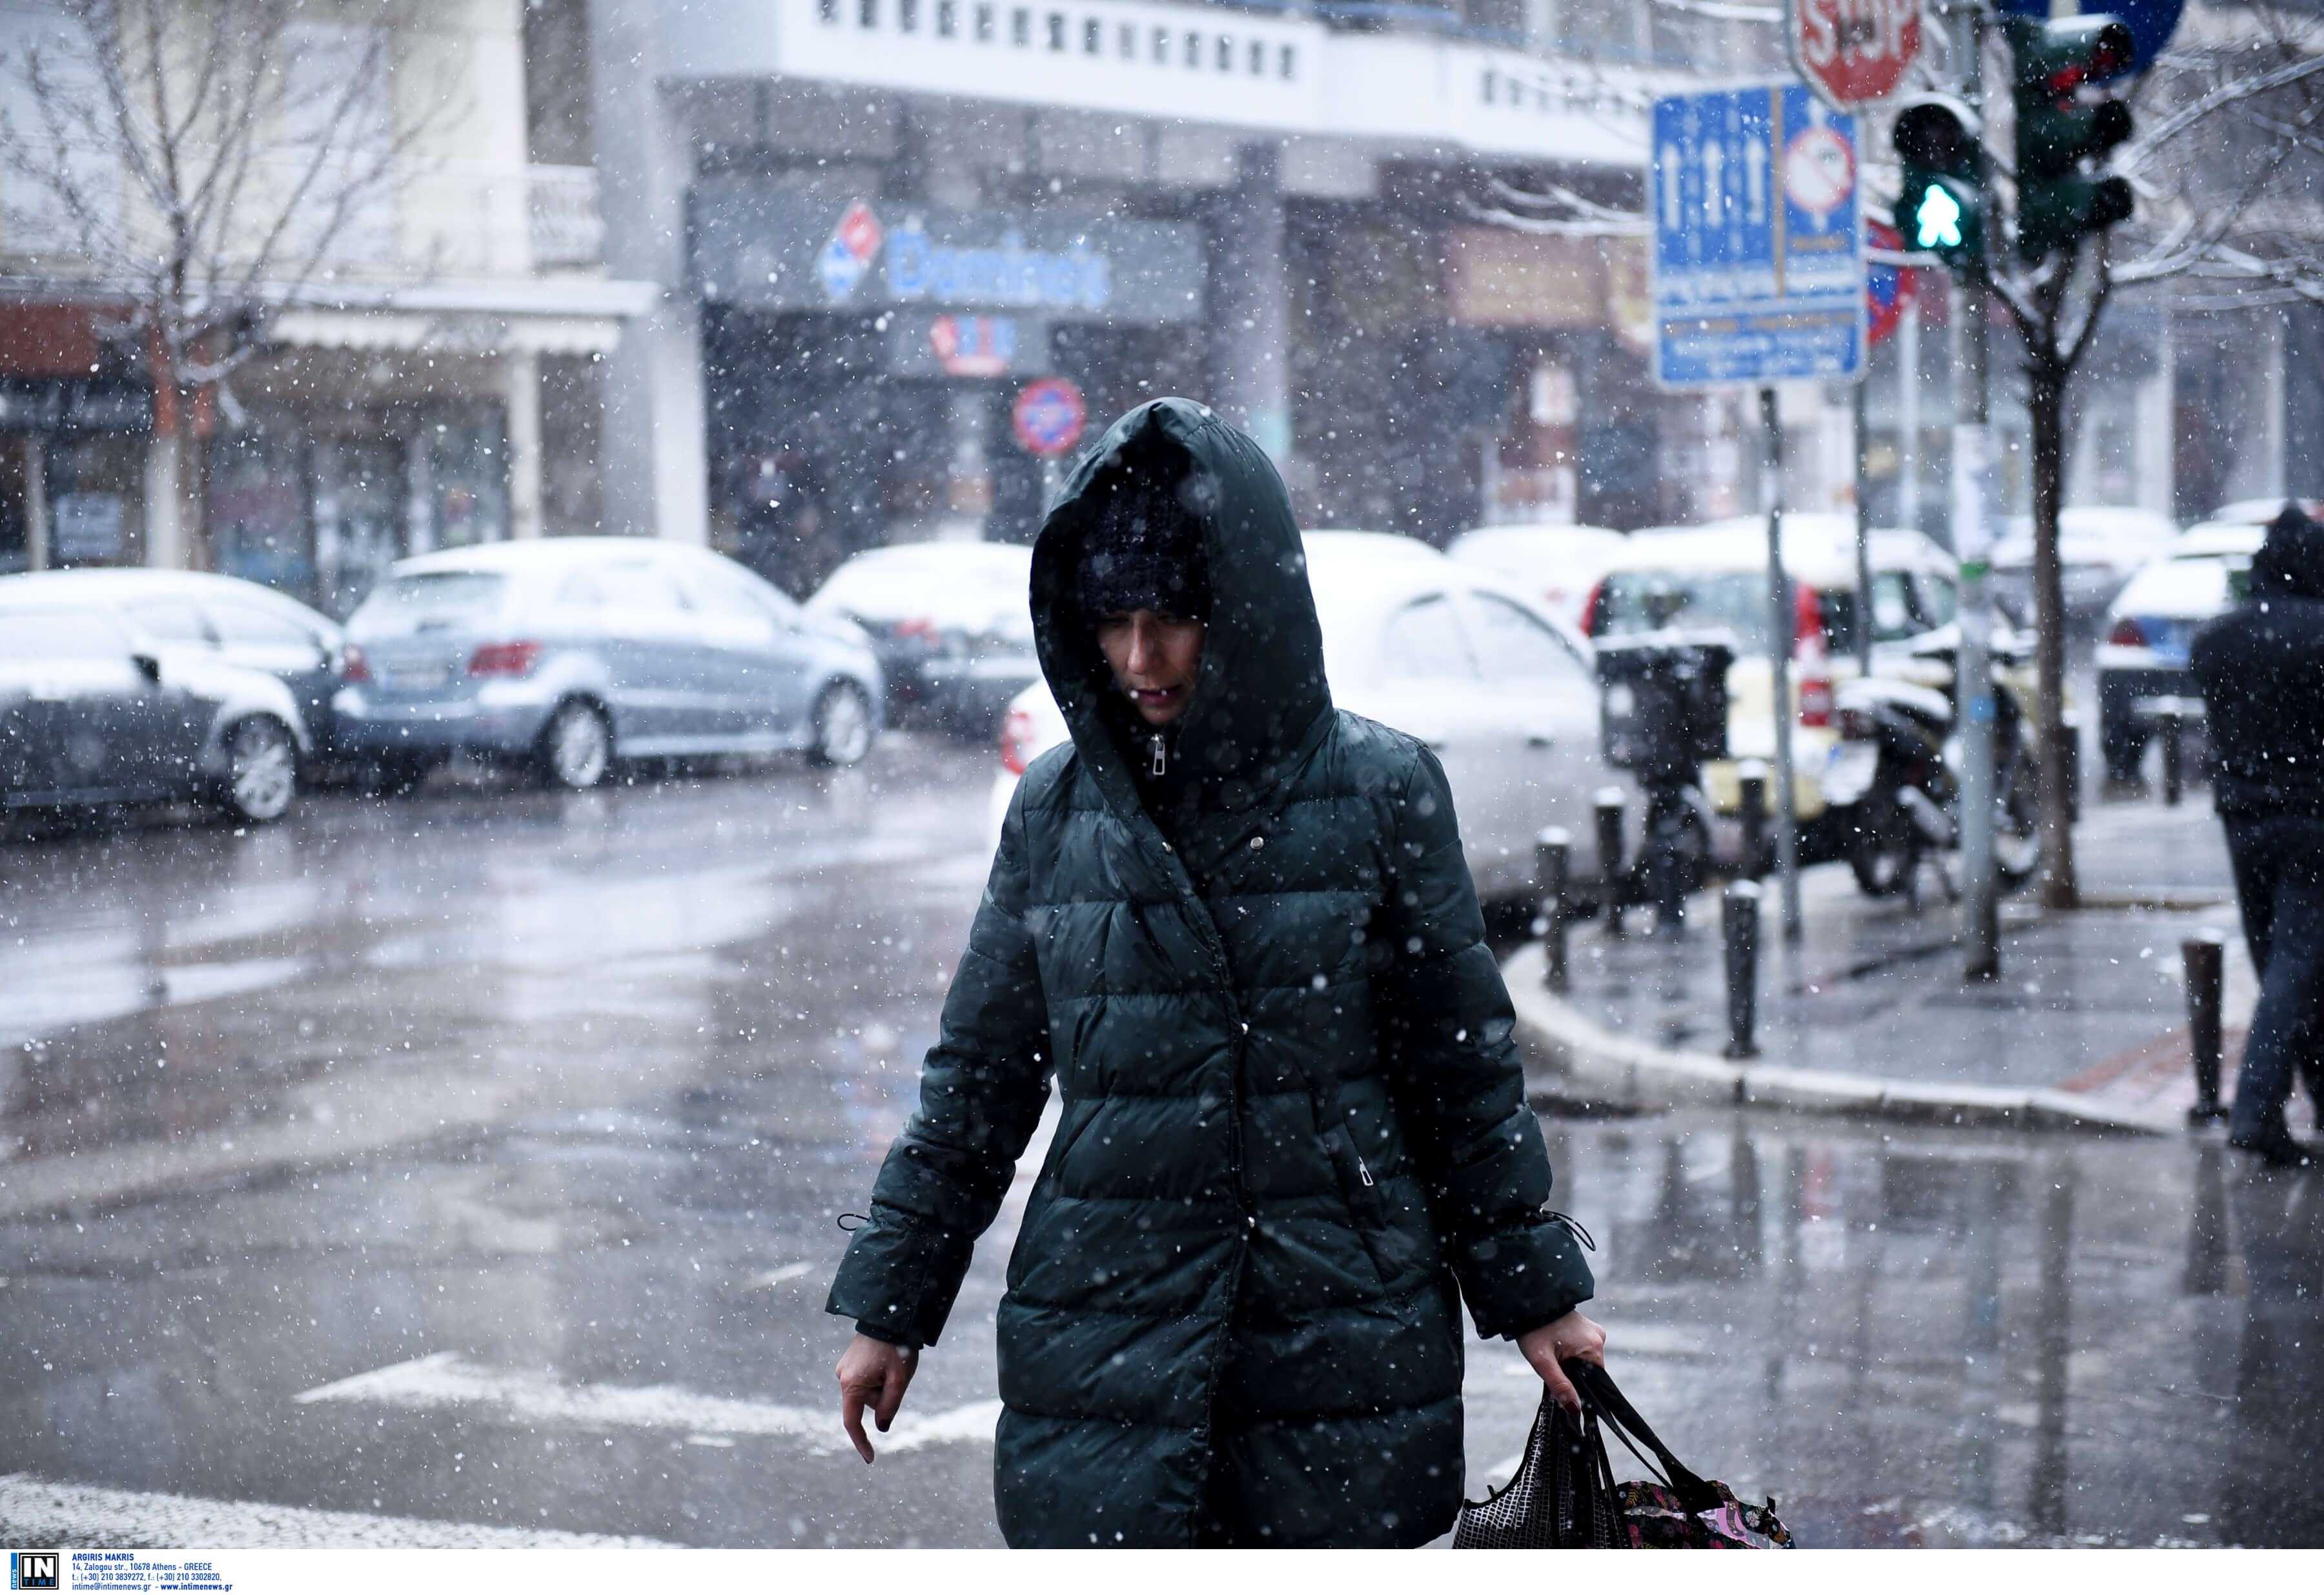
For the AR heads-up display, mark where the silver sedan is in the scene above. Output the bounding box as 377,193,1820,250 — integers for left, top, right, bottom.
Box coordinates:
334,539,887,789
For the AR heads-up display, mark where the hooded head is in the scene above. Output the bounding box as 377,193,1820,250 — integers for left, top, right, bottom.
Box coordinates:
1030,398,1330,817
2250,504,2324,601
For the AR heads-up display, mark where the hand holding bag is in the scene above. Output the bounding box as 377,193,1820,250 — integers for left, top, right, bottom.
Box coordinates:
1454,1360,1795,1550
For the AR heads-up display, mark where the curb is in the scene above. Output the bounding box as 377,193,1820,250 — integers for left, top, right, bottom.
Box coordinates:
1502,940,2178,1137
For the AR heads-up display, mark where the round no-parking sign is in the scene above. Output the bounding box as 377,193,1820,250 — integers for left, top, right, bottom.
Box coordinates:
1012,378,1086,458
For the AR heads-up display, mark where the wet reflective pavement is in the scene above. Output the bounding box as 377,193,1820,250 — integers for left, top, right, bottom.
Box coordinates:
1,748,2319,1546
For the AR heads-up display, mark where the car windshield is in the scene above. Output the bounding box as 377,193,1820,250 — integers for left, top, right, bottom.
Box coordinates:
1593,570,1768,651
350,571,507,634
815,547,1032,636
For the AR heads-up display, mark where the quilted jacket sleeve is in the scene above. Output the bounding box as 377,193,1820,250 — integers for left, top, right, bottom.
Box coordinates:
825,781,1052,1347
1374,745,1594,1340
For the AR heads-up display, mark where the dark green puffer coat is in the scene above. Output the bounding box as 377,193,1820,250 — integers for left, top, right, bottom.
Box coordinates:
828,398,1593,1547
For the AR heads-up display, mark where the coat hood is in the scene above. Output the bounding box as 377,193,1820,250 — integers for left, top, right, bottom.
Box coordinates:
1030,398,1331,815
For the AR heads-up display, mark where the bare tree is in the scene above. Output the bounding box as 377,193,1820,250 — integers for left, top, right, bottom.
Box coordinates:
1988,0,2324,908
0,0,444,569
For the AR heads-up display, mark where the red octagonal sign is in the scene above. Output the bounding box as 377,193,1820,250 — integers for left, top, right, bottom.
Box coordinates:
1789,0,1920,109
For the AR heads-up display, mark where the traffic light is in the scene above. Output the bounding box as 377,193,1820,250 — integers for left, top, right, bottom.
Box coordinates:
2008,14,2137,261
1892,96,1984,274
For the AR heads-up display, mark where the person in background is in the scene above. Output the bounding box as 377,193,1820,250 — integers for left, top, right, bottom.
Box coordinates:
825,398,1606,1546
2192,503,2324,1167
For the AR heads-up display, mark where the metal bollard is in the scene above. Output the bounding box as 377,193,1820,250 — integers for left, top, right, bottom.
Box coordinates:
1737,758,1769,880
1722,878,1762,1060
2184,930,2228,1124
2161,710,2186,808
1593,788,1627,938
1534,827,1571,993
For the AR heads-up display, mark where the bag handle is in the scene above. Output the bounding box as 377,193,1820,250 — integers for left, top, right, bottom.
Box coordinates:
1564,1360,1723,1515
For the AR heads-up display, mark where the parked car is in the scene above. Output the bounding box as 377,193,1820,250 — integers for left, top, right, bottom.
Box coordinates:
1991,507,2179,634
0,574,312,824
991,530,1638,904
2094,518,2274,783
805,539,1035,736
1446,523,1629,631
0,567,350,758
334,538,886,789
1580,514,1972,860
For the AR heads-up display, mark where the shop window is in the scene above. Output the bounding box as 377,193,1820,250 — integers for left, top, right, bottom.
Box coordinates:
1216,35,1232,71
1046,11,1064,49
858,0,877,26
1117,21,1134,57
1151,26,1168,62
1011,8,1029,45
211,431,311,596
899,0,917,29
976,3,994,40
1083,17,1099,53
819,0,837,20
46,436,140,569
425,422,509,552
937,0,956,34
313,438,402,620
1185,30,1200,66
1249,39,1263,74
1279,43,1296,77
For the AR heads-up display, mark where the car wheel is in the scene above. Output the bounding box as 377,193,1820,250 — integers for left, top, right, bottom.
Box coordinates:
219,716,298,824
809,680,875,767
536,700,612,790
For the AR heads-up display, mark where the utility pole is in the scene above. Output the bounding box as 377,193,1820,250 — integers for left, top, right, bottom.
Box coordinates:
1852,380,1875,677
1952,6,2001,982
1762,385,1803,942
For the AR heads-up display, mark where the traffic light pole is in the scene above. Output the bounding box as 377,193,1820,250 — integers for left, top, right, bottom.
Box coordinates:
1951,8,2001,983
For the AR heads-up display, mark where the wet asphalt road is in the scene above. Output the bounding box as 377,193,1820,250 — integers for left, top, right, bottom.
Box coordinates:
1,738,2320,1547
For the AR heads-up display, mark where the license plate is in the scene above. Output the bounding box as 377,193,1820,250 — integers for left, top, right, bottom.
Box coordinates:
387,664,452,691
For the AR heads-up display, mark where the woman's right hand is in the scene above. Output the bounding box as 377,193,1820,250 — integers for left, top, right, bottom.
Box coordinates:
837,1333,919,1463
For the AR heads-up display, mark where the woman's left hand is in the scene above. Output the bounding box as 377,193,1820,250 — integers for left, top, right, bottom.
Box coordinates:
1516,1310,1607,1416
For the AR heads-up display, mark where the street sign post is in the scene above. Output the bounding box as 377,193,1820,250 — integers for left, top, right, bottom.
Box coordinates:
1651,85,1867,389
1652,84,1868,942
1012,377,1086,457
1789,0,1921,110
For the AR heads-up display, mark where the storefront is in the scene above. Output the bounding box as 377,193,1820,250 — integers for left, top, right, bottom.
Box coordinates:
689,186,1206,593
0,302,153,574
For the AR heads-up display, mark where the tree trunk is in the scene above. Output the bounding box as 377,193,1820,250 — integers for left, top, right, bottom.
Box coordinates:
173,387,208,573
2027,359,2078,910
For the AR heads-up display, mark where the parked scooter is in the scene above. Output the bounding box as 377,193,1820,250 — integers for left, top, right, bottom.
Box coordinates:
1828,631,2043,901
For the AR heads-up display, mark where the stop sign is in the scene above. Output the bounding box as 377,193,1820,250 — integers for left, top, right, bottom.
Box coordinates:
1789,0,1920,108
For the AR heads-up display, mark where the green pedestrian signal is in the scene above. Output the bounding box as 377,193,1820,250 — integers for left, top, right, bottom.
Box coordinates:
1891,97,1984,274
2008,14,2138,261
1914,183,1964,250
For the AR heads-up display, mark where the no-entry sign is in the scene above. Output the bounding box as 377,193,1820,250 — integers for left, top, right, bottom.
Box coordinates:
1789,0,1920,110
1012,377,1086,457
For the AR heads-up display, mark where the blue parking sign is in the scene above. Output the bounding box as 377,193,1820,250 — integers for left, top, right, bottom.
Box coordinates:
1651,84,1866,389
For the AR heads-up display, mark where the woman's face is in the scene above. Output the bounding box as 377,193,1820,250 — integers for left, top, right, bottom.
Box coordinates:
1095,609,1206,726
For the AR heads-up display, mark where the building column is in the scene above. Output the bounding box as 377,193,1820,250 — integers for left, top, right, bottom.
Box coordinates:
589,0,708,543
1206,143,1292,463
20,436,46,571
504,348,544,540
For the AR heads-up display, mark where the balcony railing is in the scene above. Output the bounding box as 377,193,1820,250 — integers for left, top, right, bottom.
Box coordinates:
528,165,603,269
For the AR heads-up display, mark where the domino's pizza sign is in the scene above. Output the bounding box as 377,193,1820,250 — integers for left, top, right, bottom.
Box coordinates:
817,200,884,302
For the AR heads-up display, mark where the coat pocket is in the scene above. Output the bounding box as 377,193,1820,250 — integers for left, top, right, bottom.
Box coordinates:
1323,1120,1429,1286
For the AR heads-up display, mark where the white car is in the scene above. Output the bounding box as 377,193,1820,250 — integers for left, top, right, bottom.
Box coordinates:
805,540,1037,735
2093,518,2273,782
1992,507,2179,629
991,530,1638,903
1581,514,1966,851
1446,523,1629,631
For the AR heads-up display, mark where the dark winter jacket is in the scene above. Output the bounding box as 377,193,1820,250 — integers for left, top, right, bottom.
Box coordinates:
2192,522,2324,818
826,398,1593,1547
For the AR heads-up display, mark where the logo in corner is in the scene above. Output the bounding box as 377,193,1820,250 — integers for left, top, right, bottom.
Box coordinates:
10,1552,59,1591
817,200,884,302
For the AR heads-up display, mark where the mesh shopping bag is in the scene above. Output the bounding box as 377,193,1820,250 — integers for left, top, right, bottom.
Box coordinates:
1451,1384,1624,1547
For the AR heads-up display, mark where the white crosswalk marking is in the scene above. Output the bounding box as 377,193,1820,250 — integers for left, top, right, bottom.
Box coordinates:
294,1353,1002,1455
0,1473,673,1549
